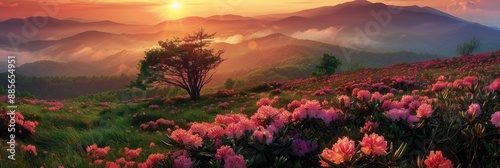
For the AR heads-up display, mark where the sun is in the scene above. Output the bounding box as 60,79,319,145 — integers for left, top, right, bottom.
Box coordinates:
171,2,181,10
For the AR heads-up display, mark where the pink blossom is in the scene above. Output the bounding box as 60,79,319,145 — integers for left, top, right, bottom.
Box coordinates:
337,95,351,107
489,78,500,91
170,129,203,148
174,155,193,168
360,121,379,134
385,108,410,122
224,154,246,168
252,126,273,144
320,137,355,165
432,81,448,92
370,92,383,102
21,144,37,156
287,100,302,110
215,145,236,160
467,103,482,117
416,104,433,118
490,112,500,128
360,133,388,156
400,95,414,105
463,76,478,86
116,157,128,165
124,147,142,160
86,144,110,159
317,108,339,124
106,162,120,168
424,151,453,168
356,90,371,101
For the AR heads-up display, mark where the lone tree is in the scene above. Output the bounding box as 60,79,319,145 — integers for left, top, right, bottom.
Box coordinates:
312,54,342,77
132,29,225,100
456,37,481,55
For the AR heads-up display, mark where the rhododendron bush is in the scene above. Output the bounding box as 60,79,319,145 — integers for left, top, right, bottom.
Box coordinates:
161,75,500,167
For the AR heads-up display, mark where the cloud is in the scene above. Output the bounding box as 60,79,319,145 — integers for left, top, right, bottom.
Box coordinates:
448,0,500,11
214,34,244,44
291,27,342,44
214,30,274,44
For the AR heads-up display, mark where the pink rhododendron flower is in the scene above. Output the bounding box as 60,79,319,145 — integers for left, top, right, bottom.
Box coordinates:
416,104,433,118
337,95,351,107
21,144,37,156
174,155,193,168
252,126,273,144
491,112,500,128
489,78,500,92
224,154,246,168
216,145,236,160
432,81,448,92
115,157,127,165
86,144,111,159
124,147,142,160
360,133,388,156
320,137,355,165
105,162,120,168
287,100,302,110
356,90,371,101
360,121,379,134
400,95,414,105
385,108,410,122
463,76,478,86
170,129,203,148
370,92,383,102
424,151,453,168
467,103,482,117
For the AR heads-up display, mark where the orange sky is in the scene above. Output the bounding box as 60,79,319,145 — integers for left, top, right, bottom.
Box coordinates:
1,0,499,27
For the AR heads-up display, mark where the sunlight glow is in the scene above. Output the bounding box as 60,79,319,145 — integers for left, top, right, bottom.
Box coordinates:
171,2,181,10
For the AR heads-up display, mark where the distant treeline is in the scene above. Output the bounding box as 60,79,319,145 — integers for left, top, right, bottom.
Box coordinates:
0,74,135,100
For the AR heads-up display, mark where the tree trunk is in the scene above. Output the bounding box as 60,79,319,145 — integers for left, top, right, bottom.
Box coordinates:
188,88,201,101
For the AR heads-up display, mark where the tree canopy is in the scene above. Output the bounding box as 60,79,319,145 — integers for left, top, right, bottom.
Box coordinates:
132,29,225,100
312,54,342,77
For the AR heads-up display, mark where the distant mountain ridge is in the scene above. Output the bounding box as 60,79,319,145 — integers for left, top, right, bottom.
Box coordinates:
1,0,499,83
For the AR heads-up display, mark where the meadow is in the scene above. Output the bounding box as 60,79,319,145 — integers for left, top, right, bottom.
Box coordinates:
1,52,500,167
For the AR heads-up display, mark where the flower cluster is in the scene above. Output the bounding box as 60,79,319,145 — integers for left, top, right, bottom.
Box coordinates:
86,144,111,159
21,144,37,156
140,118,175,131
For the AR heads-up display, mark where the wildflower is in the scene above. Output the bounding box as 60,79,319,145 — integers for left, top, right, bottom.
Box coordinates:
215,145,236,160
124,147,142,160
174,155,193,168
106,162,120,168
21,144,37,156
416,104,433,118
491,112,500,128
356,90,371,101
489,78,500,91
360,121,379,134
170,129,203,148
224,154,246,168
320,137,355,165
467,103,481,117
424,151,453,168
463,76,478,86
252,126,273,144
337,95,351,107
360,133,388,156
385,108,410,122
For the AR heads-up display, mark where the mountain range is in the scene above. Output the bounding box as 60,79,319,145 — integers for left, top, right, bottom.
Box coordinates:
0,0,499,85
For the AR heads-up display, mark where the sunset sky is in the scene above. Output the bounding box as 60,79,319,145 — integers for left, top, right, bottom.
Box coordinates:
1,0,499,27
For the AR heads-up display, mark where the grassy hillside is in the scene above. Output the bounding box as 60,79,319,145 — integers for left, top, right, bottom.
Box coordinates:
1,52,499,167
